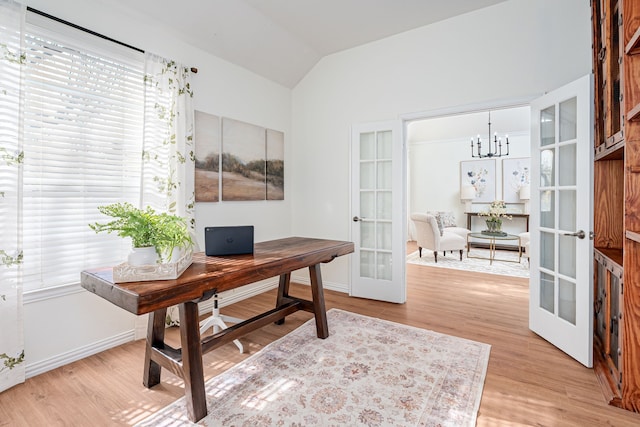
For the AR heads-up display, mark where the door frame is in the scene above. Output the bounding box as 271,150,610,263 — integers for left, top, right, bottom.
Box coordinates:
401,95,536,239
350,96,539,302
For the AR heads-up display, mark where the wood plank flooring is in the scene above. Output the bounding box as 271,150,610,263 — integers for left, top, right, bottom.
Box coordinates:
2,243,640,426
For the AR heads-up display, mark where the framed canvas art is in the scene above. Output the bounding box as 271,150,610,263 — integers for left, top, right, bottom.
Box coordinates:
221,117,267,201
194,110,220,202
266,129,284,200
502,157,531,203
460,159,496,203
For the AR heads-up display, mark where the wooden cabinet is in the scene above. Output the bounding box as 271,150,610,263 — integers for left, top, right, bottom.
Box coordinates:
594,249,623,401
591,0,640,412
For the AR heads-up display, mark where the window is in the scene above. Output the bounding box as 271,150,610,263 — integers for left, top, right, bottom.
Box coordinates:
21,13,145,292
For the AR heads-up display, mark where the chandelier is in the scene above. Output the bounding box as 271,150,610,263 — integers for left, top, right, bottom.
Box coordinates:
471,111,509,158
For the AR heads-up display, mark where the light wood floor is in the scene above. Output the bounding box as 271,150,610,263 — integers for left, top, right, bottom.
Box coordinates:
2,243,640,426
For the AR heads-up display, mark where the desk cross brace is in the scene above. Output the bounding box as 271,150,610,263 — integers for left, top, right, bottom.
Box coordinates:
142,264,329,422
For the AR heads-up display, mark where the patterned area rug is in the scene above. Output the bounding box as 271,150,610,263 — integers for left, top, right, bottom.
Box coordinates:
406,248,530,278
137,309,491,427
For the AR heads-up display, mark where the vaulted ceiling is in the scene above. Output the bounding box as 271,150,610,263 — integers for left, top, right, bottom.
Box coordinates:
110,0,507,88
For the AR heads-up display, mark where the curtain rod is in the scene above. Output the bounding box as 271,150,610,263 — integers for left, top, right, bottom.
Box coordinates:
26,7,198,73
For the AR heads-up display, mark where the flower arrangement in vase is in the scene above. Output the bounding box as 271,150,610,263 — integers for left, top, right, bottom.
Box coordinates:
478,200,512,235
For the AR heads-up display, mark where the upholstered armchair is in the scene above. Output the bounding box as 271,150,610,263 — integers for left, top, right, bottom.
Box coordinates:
410,213,466,262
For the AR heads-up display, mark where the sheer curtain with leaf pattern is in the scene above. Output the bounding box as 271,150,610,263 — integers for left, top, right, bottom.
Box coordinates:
0,0,25,393
142,53,196,326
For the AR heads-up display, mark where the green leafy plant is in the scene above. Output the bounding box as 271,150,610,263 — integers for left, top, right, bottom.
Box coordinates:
89,202,193,263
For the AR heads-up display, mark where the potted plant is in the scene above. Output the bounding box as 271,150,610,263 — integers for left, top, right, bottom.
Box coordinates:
89,202,193,265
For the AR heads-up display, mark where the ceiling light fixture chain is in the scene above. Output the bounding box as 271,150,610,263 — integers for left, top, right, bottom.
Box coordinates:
471,111,509,158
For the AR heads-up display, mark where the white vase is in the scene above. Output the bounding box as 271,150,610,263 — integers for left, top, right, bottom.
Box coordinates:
127,246,158,266
164,247,183,264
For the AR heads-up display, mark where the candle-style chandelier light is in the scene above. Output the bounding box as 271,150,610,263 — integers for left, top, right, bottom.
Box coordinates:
471,111,509,158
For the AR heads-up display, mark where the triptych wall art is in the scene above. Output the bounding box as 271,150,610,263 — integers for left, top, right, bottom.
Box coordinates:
194,111,284,202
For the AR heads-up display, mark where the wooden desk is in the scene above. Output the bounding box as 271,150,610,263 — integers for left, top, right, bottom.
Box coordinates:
81,236,354,422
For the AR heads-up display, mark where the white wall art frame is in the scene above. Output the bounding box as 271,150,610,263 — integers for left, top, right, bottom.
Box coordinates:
460,159,496,203
502,157,531,203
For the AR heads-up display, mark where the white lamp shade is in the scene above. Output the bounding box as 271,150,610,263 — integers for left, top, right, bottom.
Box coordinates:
461,185,476,200
519,184,531,200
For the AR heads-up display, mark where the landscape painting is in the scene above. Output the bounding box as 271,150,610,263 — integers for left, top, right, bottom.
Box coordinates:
194,110,220,202
221,117,267,201
266,129,284,200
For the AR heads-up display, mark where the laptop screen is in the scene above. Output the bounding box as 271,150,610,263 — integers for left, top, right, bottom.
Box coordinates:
204,226,254,256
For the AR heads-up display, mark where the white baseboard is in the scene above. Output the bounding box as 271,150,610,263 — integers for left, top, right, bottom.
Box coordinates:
291,273,349,294
26,330,135,379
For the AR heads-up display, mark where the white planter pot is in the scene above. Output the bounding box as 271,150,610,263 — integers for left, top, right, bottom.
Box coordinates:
127,246,158,266
162,247,183,264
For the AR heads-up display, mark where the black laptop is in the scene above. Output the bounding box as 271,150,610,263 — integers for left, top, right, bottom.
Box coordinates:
204,226,254,256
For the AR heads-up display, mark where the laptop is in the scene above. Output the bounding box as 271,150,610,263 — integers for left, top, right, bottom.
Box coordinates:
204,226,254,256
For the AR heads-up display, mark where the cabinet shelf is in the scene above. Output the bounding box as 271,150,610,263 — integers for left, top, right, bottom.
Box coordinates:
625,25,640,55
628,102,640,122
594,247,623,271
626,230,640,243
595,140,624,160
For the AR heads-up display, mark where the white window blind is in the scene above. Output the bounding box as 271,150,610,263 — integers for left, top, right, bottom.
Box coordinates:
22,14,145,291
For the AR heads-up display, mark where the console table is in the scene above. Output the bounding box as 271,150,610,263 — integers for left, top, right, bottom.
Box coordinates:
80,236,354,422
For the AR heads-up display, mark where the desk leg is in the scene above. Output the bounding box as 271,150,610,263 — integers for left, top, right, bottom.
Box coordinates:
309,264,329,339
179,301,207,422
274,272,291,325
143,308,167,388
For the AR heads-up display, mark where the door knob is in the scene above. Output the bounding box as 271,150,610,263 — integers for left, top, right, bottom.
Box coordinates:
353,216,365,222
564,230,585,239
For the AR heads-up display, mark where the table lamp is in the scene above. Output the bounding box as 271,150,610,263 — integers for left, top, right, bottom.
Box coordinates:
461,184,476,212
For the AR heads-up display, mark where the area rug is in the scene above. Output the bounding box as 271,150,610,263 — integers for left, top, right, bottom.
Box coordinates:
406,249,529,278
137,308,491,427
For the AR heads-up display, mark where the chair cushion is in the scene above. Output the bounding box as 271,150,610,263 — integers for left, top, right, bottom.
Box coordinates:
444,226,471,241
439,232,466,252
438,211,457,228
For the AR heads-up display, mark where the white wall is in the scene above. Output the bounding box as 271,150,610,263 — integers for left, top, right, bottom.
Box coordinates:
290,0,591,285
23,0,292,375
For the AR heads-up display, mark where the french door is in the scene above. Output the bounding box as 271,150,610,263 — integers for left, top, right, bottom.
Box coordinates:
350,121,406,303
529,75,593,367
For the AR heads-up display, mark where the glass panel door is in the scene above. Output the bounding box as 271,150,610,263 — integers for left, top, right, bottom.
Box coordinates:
529,75,593,367
351,121,405,303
